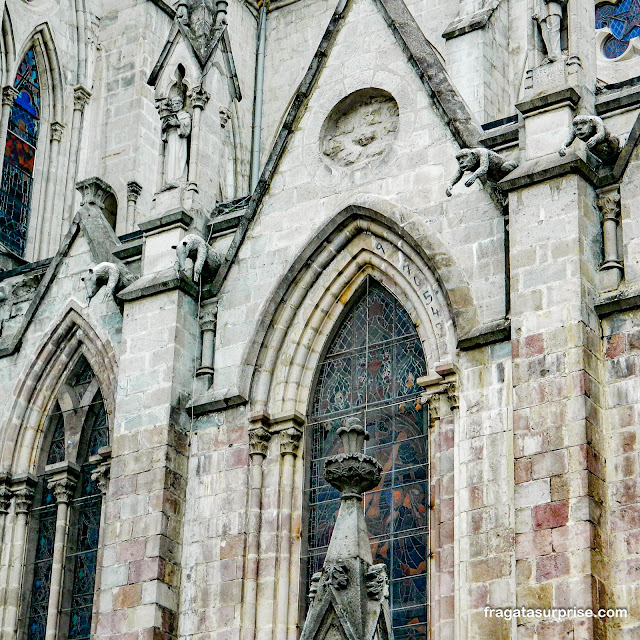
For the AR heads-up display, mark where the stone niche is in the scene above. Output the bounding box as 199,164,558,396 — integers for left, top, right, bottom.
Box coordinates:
320,88,399,168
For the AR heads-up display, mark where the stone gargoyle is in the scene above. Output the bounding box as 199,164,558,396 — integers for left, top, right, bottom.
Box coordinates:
446,147,518,197
173,233,222,284
559,115,621,165
82,262,137,304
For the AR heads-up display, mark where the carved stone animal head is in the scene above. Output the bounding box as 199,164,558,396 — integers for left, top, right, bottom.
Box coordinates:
173,238,192,273
456,149,477,171
573,116,596,142
81,268,101,302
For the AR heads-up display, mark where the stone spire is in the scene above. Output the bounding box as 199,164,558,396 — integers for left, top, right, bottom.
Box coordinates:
300,417,393,640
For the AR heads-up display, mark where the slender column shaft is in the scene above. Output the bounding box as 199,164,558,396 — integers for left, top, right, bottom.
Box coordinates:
44,477,76,640
187,86,210,191
61,88,91,234
242,426,270,640
3,487,34,640
38,123,64,258
125,181,142,233
274,427,301,640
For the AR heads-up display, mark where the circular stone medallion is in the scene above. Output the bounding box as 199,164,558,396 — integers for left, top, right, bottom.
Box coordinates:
320,88,399,169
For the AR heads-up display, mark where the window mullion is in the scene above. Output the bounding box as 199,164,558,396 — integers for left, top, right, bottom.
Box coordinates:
43,471,78,640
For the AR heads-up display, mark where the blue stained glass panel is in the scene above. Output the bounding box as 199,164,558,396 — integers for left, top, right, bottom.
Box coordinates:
595,0,640,58
306,278,428,633
0,48,40,256
46,413,65,465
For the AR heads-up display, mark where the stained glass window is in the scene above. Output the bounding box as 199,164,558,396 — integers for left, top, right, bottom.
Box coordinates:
0,48,41,256
24,373,107,640
306,278,428,640
596,0,640,59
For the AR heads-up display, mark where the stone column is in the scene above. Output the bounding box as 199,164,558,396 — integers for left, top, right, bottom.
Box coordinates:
3,479,36,640
274,425,302,640
418,369,459,640
37,122,65,258
0,476,12,621
126,181,143,232
61,86,91,232
94,211,198,640
44,465,79,640
0,86,18,175
504,172,601,640
597,185,623,292
195,300,218,394
186,86,210,193
242,421,272,640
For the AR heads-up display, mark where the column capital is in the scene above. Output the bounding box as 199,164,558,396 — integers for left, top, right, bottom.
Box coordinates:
127,180,143,201
13,487,35,514
50,121,65,142
73,85,92,110
0,484,12,513
248,425,272,458
200,301,219,331
47,476,77,504
2,86,18,107
90,447,112,495
280,426,303,457
597,187,621,221
188,85,210,110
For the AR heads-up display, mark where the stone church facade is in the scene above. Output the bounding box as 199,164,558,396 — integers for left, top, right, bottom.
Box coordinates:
1,0,640,639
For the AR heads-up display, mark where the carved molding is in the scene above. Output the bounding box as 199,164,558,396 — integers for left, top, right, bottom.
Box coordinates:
0,485,11,513
127,181,143,202
365,563,389,600
597,189,621,221
90,464,110,495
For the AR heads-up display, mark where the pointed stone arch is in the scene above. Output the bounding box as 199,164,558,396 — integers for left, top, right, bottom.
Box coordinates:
245,205,475,419
1,8,15,87
14,23,64,123
0,303,117,476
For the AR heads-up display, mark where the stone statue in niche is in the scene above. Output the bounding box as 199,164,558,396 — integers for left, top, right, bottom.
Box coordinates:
533,0,566,64
160,70,192,187
82,262,137,304
173,233,222,284
559,115,621,165
446,148,518,197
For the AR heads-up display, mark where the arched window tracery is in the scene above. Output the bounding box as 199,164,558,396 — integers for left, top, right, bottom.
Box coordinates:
22,356,108,640
0,47,41,256
305,277,428,640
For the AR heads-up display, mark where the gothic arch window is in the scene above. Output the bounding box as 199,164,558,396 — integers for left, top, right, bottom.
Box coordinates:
21,355,109,640
305,277,428,640
0,47,41,256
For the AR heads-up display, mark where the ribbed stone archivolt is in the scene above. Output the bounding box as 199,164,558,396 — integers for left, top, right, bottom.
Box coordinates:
299,417,392,640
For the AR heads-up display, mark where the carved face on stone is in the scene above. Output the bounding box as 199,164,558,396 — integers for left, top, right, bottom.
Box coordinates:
574,117,595,142
169,96,184,113
456,149,477,171
81,269,100,301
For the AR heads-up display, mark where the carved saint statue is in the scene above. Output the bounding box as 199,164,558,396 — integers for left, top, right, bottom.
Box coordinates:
161,95,192,186
533,0,565,64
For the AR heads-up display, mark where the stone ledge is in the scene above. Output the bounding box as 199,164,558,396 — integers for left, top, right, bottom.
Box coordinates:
597,83,640,115
516,87,581,116
112,237,143,262
117,267,202,302
188,392,248,416
442,6,495,40
138,209,193,234
499,151,601,191
595,286,640,318
457,319,510,350
480,121,519,150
